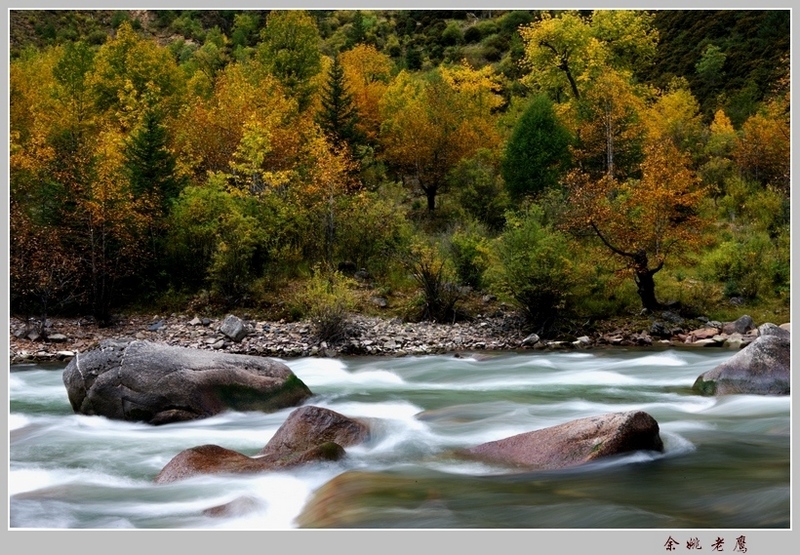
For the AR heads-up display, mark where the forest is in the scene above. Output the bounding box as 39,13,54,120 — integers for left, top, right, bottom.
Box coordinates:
8,9,791,340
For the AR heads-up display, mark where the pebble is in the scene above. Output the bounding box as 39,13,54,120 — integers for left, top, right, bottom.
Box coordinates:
7,313,787,364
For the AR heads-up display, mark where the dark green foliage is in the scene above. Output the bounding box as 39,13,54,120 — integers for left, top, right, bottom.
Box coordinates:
449,149,510,231
167,177,292,306
499,11,534,36
405,46,423,70
441,22,463,46
464,25,482,44
318,57,363,151
645,10,789,120
331,192,412,279
124,107,184,210
231,12,259,48
110,12,131,29
344,10,367,49
501,95,572,200
448,223,491,290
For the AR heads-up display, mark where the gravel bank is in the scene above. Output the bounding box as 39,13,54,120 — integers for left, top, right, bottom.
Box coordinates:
9,311,775,365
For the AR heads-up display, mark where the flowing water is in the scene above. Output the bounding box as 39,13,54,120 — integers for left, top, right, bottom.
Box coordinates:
8,349,790,530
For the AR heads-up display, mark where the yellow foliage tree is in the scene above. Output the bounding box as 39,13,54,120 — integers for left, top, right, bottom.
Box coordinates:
340,44,393,143
380,64,501,211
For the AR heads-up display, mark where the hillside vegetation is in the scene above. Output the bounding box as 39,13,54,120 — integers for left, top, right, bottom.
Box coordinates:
9,9,790,338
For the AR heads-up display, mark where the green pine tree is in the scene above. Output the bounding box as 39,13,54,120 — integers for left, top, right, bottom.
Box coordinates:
318,56,363,151
124,107,184,212
501,94,573,200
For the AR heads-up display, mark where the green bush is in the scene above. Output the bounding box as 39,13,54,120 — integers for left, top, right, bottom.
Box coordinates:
700,231,788,301
166,175,300,306
296,267,357,343
405,243,463,323
493,205,576,333
441,22,463,46
464,25,482,43
447,222,492,290
449,149,511,231
332,191,413,279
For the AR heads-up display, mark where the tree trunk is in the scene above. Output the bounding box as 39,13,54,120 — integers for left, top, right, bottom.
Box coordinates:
634,267,662,312
423,185,437,211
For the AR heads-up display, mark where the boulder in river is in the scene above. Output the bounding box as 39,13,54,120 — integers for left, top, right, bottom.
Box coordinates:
692,323,790,396
62,340,312,425
259,405,371,459
460,410,664,471
154,442,345,484
154,406,367,483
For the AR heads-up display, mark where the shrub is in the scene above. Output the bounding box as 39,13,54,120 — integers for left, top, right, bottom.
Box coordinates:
700,231,787,301
493,205,576,334
441,22,463,46
447,222,492,290
449,149,510,231
297,267,357,343
464,25,482,43
405,243,463,323
332,191,413,279
166,175,298,306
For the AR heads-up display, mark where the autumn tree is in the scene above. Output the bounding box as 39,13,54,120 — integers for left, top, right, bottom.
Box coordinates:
339,44,393,144
174,62,299,186
644,79,705,161
568,67,648,181
733,98,790,193
89,21,184,128
380,62,502,211
566,140,707,312
10,200,82,333
519,10,658,102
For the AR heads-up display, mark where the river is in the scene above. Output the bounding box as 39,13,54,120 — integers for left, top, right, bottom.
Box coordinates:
8,348,790,531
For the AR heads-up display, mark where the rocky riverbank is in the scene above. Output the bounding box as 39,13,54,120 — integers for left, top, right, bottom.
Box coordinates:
8,310,786,365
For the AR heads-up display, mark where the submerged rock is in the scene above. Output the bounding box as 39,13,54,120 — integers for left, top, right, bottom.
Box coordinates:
460,410,664,471
202,496,265,518
62,340,312,425
693,323,790,396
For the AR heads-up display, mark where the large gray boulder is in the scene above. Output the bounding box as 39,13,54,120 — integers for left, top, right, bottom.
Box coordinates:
62,340,312,425
693,323,790,396
460,410,663,471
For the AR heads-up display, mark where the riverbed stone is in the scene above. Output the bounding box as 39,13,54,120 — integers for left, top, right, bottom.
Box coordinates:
460,410,664,471
722,314,755,335
693,323,790,396
154,405,365,483
258,405,370,458
154,441,346,484
219,314,248,342
62,340,312,424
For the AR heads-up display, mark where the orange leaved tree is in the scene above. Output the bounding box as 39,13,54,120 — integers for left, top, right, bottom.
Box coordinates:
566,140,708,311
